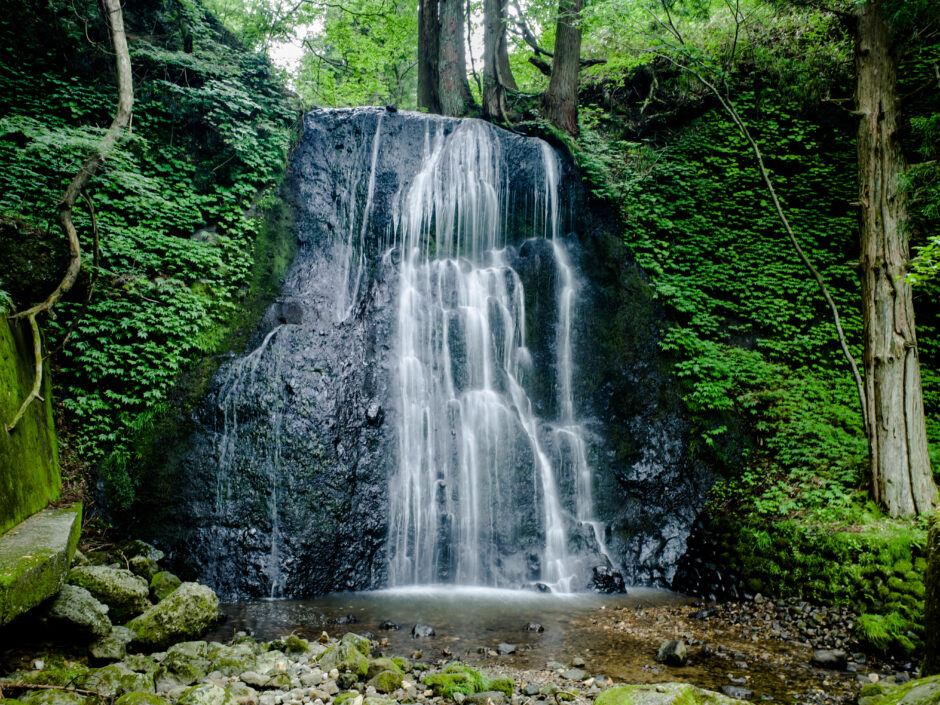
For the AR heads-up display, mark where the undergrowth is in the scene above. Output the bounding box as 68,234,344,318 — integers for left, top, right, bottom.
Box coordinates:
0,0,298,509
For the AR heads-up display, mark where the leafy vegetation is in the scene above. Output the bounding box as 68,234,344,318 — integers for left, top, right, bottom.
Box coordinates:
0,0,298,508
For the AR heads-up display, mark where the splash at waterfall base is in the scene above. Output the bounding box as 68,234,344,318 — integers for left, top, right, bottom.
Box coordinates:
134,107,714,600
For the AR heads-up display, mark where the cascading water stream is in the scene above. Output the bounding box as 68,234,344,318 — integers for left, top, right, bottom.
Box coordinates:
386,119,606,591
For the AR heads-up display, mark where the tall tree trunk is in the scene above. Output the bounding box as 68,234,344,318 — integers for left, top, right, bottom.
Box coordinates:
482,0,516,120
855,0,935,516
542,0,581,136
438,0,472,117
418,0,441,113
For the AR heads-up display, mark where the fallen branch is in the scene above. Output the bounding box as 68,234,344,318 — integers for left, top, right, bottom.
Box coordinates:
0,683,101,697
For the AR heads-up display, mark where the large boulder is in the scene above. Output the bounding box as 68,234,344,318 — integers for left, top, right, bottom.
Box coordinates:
594,684,747,705
177,685,235,705
40,584,111,638
126,583,219,650
68,566,150,622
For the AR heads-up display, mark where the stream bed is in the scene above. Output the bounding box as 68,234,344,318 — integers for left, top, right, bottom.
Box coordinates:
206,587,875,704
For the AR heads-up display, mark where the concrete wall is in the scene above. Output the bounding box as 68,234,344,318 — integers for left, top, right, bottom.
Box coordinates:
1,314,60,534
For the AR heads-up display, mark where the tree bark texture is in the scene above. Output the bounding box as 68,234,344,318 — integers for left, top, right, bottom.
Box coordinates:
418,0,441,113
855,1,935,516
542,0,581,136
482,0,516,119
438,0,472,117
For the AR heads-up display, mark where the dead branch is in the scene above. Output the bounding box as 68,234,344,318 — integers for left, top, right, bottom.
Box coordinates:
0,683,102,697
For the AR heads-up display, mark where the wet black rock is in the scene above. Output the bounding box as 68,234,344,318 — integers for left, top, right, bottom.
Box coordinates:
524,622,544,632
329,614,359,625
691,607,718,620
411,623,435,638
812,649,848,670
379,620,400,631
133,107,718,597
591,565,626,594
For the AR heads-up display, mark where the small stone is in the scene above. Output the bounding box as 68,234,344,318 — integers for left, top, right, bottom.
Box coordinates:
524,623,543,633
497,643,516,655
379,621,399,631
721,685,753,699
561,670,585,681
453,693,466,704
411,624,435,638
521,685,540,696
569,658,585,668
655,640,688,667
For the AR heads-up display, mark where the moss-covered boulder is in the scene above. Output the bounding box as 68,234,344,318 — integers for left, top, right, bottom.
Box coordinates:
69,566,150,622
149,572,182,603
857,675,940,704
593,684,747,705
423,664,487,698
76,664,155,698
177,685,235,705
209,643,257,676
129,556,160,583
367,658,404,679
341,632,372,656
319,642,369,678
368,670,403,694
114,693,169,705
24,692,89,705
40,584,111,638
126,583,218,650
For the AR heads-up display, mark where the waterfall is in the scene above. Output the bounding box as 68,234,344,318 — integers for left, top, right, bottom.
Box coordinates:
386,119,607,591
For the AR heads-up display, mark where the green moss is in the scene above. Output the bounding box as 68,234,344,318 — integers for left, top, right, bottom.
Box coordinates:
0,316,60,534
593,683,744,704
368,670,404,694
485,677,513,697
423,665,488,699
114,694,168,705
855,674,940,705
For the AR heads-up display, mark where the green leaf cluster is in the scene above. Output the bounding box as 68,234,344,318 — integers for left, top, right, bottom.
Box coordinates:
0,0,298,508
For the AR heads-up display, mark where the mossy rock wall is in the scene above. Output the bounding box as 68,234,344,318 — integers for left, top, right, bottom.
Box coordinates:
0,315,60,534
674,513,926,655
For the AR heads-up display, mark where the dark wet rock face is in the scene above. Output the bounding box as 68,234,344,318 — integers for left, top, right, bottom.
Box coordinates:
136,108,715,599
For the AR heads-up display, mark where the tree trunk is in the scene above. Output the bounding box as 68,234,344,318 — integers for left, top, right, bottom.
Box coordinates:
542,0,581,136
418,0,441,113
855,0,935,517
438,0,472,117
482,0,516,120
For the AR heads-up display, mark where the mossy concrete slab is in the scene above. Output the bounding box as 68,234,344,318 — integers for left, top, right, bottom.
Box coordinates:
1,315,60,535
0,503,82,625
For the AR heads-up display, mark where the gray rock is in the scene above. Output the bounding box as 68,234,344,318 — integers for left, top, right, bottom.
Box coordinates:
524,623,543,633
569,658,585,667
467,692,506,705
90,626,137,662
127,583,219,649
130,555,161,582
656,640,688,667
178,684,236,705
497,643,516,655
42,584,112,638
411,624,435,638
721,685,753,699
521,685,540,696
562,669,586,681
811,649,848,670
69,566,150,622
241,672,270,687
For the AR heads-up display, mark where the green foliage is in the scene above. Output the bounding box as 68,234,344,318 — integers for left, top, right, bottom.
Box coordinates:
0,0,298,508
